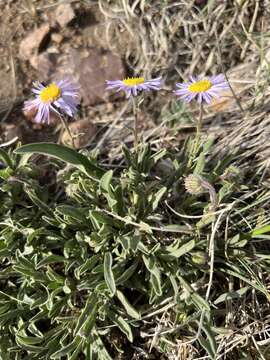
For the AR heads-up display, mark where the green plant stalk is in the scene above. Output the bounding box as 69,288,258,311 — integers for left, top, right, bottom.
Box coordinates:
188,103,204,168
200,177,218,212
132,97,139,151
59,113,75,149
195,102,203,153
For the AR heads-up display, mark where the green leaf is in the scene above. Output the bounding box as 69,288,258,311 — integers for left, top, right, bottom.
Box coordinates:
89,210,117,227
37,255,67,268
118,232,140,252
161,224,192,234
122,144,133,167
116,290,141,319
203,137,215,152
198,335,215,359
74,292,98,335
56,205,88,223
197,321,217,360
214,286,250,305
178,274,210,311
16,335,44,352
228,233,249,247
150,148,166,163
15,143,104,179
24,186,53,215
16,334,43,345
107,310,133,342
143,255,162,296
74,255,100,279
51,336,82,359
150,273,162,297
252,224,270,236
194,153,205,175
81,303,98,337
166,239,195,258
104,252,116,296
220,266,270,300
116,258,139,285
0,149,13,169
69,341,83,360
152,186,167,210
90,331,113,360
0,167,13,180
100,170,113,193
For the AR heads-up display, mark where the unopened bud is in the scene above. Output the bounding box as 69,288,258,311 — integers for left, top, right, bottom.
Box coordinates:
184,174,204,195
185,174,217,211
221,165,242,181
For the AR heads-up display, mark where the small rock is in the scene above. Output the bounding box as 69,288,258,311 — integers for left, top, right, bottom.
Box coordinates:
61,119,97,148
208,82,245,112
56,4,75,28
19,24,50,61
1,124,25,143
51,33,63,43
30,52,57,79
69,49,125,106
28,47,125,105
47,46,59,54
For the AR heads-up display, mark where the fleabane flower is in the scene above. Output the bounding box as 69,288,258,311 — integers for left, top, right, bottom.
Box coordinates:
106,76,162,98
174,74,229,104
24,79,80,124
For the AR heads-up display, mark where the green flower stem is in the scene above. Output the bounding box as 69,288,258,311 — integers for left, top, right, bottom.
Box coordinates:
59,113,75,149
188,103,204,168
132,97,139,151
197,102,203,139
200,177,218,212
194,102,203,154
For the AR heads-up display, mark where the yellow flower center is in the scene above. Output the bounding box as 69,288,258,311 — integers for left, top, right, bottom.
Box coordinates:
188,79,212,93
123,77,145,87
40,83,61,103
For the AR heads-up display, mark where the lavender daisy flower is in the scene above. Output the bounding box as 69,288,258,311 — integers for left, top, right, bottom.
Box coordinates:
106,77,162,98
174,74,229,104
24,79,80,124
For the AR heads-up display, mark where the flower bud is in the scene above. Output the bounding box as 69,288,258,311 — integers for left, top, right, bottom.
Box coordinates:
221,165,242,181
184,174,203,195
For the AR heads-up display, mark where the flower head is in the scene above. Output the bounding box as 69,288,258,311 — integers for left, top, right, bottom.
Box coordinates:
106,76,162,98
24,79,80,124
184,174,204,195
174,74,229,104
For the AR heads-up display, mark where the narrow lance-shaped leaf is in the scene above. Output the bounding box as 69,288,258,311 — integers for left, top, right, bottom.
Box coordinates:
116,290,141,319
15,143,104,179
143,255,162,296
104,252,116,296
107,310,133,342
51,336,82,359
166,239,195,258
100,170,113,193
74,292,98,335
0,148,13,169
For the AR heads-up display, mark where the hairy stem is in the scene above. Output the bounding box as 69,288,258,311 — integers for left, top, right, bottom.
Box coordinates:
132,97,139,151
197,102,203,139
59,114,75,149
200,177,218,212
190,102,203,161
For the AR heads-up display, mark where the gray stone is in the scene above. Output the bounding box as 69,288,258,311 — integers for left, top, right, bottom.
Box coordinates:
19,24,50,61
55,4,75,28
